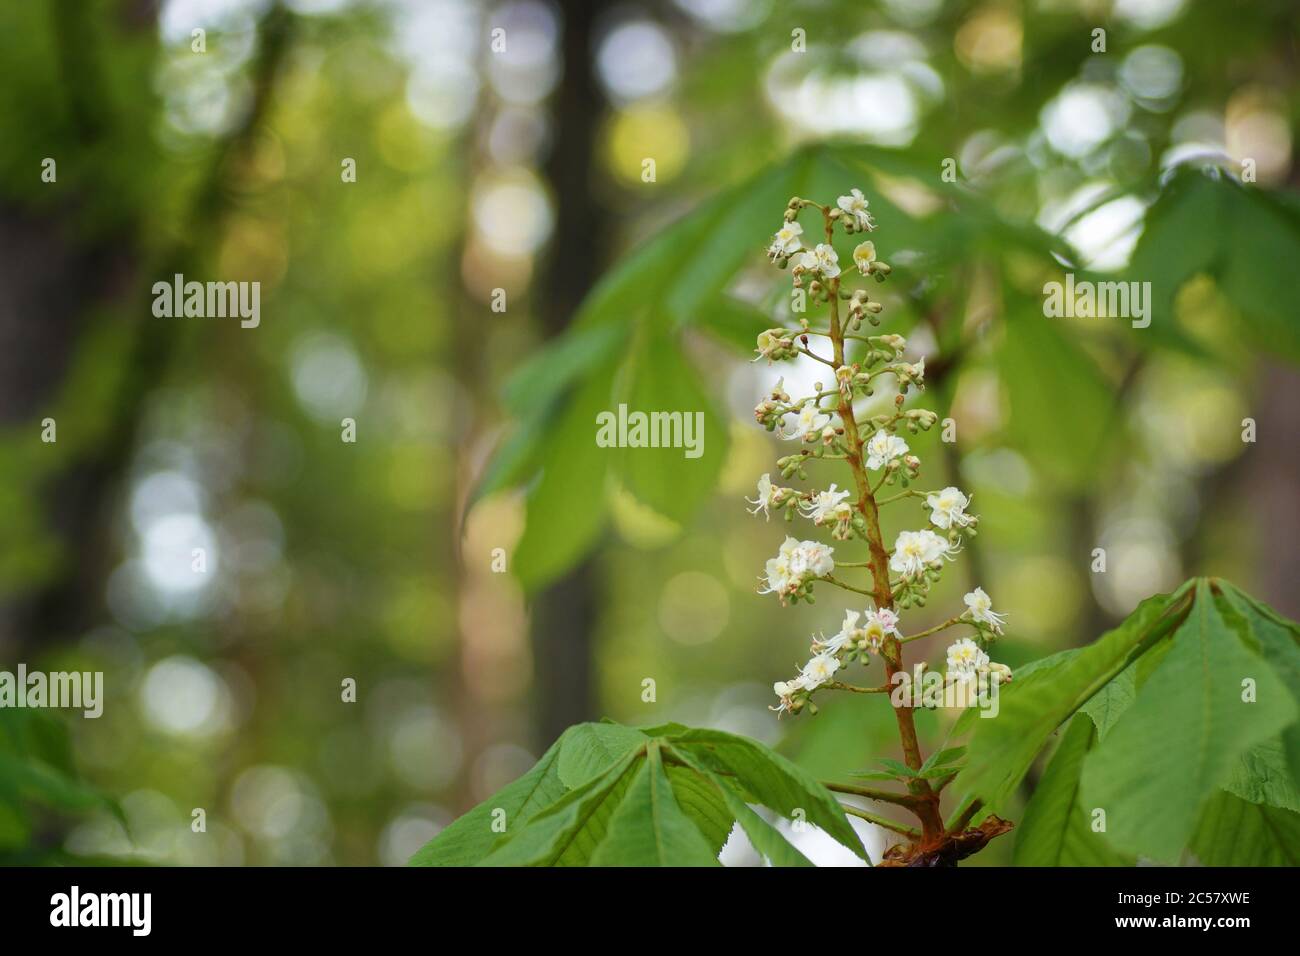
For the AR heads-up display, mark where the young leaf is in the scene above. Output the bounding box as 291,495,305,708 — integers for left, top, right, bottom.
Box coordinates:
918,746,966,776
1013,715,1132,867
478,749,645,867
1189,790,1300,866
1080,582,1297,861
588,744,719,867
557,722,649,789
1077,663,1136,741
511,366,616,591
666,744,812,867
955,587,1189,814
663,763,735,857
669,727,868,860
409,729,574,866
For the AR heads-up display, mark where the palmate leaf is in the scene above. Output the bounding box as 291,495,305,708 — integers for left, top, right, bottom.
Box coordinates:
410,720,857,867
1215,583,1300,786
1189,791,1300,867
967,577,1300,867
952,584,1192,816
408,727,576,866
1080,582,1296,862
1012,715,1133,867
667,728,868,862
587,744,720,867
478,751,645,867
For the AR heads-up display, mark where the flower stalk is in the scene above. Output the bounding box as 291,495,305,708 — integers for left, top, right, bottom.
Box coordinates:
753,189,1015,854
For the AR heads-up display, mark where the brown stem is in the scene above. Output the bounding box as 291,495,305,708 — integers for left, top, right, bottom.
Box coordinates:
821,208,945,843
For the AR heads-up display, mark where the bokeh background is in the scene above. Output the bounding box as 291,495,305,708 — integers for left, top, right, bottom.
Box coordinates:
1,0,1297,866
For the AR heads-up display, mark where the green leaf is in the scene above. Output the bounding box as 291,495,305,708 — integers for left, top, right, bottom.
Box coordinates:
998,308,1116,491
663,763,735,857
918,746,966,776
587,744,720,867
1077,663,1137,741
1081,582,1297,861
511,366,615,591
1013,715,1133,867
696,295,772,354
478,749,645,866
409,729,573,866
614,327,727,522
669,727,868,860
1222,739,1300,813
556,722,649,790
667,744,812,867
875,758,919,778
1189,790,1300,866
955,587,1189,814
1127,166,1300,363
1215,582,1300,786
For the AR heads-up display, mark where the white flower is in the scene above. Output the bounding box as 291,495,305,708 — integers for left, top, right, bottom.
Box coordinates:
818,609,860,653
768,220,804,260
945,638,989,684
837,188,875,231
747,473,779,519
782,403,831,441
771,675,808,714
800,484,851,524
859,607,902,652
759,538,834,597
779,535,802,560
759,552,794,596
905,356,925,385
926,486,974,530
794,540,835,578
864,429,909,470
800,653,841,690
852,240,877,274
963,587,1007,635
773,678,805,698
889,529,956,579
797,243,841,278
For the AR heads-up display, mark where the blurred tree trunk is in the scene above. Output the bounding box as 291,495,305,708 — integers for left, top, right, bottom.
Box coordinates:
1236,363,1300,619
0,5,293,653
530,3,607,748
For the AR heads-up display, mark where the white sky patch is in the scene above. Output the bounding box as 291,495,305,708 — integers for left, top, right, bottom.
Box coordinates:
471,168,554,256
1040,83,1131,159
672,0,771,33
1040,183,1147,272
141,512,217,594
596,20,678,104
1113,0,1188,31
485,1,560,106
290,332,368,424
1119,45,1184,106
764,53,922,145
140,655,232,738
